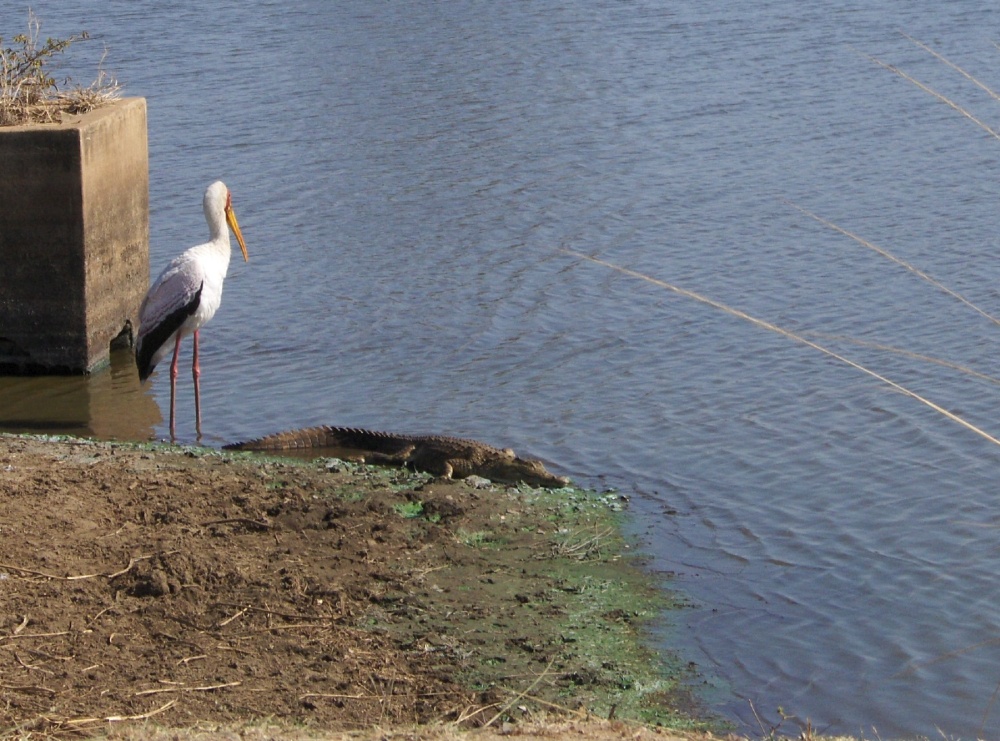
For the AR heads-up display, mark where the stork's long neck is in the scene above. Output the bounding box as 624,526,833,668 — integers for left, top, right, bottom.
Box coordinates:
206,207,231,254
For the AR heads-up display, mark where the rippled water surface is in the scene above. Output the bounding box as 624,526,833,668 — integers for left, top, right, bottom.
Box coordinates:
6,2,1000,737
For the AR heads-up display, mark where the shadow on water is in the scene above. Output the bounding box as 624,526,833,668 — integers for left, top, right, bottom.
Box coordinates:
0,347,161,441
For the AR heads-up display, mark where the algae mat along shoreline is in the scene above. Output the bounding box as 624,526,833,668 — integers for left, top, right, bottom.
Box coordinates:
0,434,708,738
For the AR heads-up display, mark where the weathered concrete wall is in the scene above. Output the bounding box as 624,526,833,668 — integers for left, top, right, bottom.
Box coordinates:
0,97,149,374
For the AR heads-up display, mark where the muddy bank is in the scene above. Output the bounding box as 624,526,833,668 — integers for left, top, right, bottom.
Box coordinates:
0,435,708,738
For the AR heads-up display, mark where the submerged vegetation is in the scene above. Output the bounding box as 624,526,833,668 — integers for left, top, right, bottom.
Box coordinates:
0,10,121,126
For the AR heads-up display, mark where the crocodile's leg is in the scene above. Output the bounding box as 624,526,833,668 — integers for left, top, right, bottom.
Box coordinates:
405,449,456,478
444,460,473,479
366,446,420,472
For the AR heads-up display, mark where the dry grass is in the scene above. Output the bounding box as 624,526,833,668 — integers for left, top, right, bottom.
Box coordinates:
0,10,121,127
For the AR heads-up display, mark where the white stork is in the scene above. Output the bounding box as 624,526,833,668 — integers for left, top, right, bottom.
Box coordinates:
136,181,249,438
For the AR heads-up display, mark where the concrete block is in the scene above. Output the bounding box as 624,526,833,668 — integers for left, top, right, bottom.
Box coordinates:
0,97,149,373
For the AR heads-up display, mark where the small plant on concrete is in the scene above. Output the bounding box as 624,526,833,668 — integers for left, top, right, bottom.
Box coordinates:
0,10,121,126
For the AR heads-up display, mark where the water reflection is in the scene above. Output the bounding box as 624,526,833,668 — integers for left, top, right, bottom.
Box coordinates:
0,348,161,441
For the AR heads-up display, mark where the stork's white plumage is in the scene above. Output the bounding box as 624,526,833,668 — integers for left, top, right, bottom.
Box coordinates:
136,181,249,438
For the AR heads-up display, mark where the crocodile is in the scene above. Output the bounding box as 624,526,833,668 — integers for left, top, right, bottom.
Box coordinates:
223,426,570,488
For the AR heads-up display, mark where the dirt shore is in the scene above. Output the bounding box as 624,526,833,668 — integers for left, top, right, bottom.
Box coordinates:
0,435,720,740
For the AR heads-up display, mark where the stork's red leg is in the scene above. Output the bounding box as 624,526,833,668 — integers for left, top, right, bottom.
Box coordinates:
192,330,202,438
169,333,183,439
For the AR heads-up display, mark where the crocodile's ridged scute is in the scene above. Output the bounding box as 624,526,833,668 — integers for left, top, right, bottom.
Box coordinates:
321,427,488,456
226,426,492,454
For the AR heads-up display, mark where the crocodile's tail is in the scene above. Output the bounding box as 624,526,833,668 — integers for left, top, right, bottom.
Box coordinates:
223,426,334,450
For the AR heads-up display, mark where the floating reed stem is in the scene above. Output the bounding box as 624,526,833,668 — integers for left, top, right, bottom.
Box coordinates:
857,47,1000,141
803,331,1000,387
558,248,1000,448
784,200,1000,329
899,31,1000,102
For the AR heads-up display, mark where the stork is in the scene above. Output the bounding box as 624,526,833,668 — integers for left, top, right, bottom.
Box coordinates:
136,181,249,438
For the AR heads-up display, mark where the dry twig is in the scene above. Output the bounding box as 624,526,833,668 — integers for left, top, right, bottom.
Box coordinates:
214,602,330,622
0,682,56,696
216,605,249,627
134,681,241,696
0,630,70,643
483,657,557,727
201,517,272,530
0,553,156,582
60,698,178,726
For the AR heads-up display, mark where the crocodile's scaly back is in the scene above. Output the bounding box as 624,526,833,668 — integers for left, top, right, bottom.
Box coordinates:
224,425,570,488
226,426,413,453
225,426,488,456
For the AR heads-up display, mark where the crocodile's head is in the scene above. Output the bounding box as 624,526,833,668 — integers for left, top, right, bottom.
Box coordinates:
486,448,570,489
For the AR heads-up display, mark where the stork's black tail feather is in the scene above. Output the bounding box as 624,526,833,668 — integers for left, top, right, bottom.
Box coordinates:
135,283,203,381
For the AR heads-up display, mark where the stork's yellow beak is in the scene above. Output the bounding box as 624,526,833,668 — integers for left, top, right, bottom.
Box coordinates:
225,203,249,262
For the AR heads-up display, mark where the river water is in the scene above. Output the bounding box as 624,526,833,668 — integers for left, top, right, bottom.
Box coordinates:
4,2,1000,737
